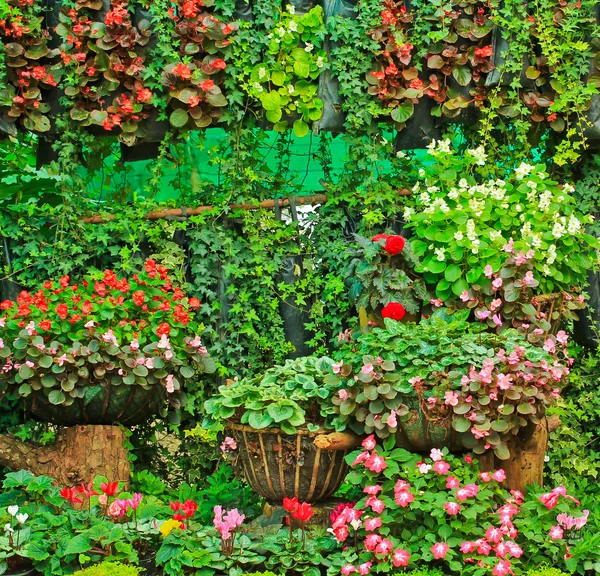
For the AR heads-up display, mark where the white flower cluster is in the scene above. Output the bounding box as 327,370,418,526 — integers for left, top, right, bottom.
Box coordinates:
426,138,452,156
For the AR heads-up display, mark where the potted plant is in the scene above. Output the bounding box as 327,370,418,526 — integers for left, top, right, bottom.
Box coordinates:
346,233,429,330
204,356,360,502
0,259,216,425
325,311,570,460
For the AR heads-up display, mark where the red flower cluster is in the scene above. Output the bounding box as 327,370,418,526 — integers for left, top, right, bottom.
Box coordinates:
283,497,313,522
372,233,406,256
170,499,199,528
381,302,406,321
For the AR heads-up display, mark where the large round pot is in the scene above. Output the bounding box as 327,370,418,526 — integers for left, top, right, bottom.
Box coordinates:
227,423,359,503
396,400,465,453
26,383,166,426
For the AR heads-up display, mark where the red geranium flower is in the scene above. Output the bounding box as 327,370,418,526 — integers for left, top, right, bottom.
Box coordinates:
384,235,405,255
381,302,406,321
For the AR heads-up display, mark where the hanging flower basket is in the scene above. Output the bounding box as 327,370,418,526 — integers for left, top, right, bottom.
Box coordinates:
226,422,359,503
25,383,166,426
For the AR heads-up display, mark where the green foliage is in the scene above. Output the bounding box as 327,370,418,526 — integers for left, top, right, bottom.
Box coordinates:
205,356,338,434
73,561,142,576
525,566,570,576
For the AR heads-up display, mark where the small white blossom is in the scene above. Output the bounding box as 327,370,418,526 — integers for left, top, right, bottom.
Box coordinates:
515,162,533,180
434,247,446,262
286,3,295,13
466,145,487,166
288,20,298,32
396,150,407,159
316,56,325,68
454,231,464,241
304,42,314,52
7,506,18,517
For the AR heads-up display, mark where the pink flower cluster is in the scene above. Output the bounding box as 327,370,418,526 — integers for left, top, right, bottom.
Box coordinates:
107,493,142,517
352,435,388,473
213,506,245,541
539,486,580,510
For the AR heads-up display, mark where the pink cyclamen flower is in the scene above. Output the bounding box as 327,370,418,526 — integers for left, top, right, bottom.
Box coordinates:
476,310,491,320
444,501,461,515
364,454,387,473
392,548,410,567
431,542,450,560
549,526,564,540
341,565,356,575
493,314,502,327
362,435,376,451
433,461,451,475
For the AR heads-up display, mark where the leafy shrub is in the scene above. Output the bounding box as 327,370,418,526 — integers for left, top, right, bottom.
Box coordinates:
525,566,570,576
73,561,142,576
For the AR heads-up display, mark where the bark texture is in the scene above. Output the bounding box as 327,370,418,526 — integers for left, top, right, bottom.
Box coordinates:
0,425,130,487
478,418,549,493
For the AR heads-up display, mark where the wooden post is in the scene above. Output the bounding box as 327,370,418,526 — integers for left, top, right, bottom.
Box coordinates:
478,418,550,492
0,425,130,487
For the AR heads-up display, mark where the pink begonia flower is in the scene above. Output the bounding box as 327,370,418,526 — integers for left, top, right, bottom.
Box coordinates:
363,485,382,495
492,469,506,482
365,496,385,514
220,437,237,452
460,541,476,554
364,454,387,473
471,427,490,440
351,451,369,468
332,362,343,374
417,462,432,474
444,502,461,515
358,562,372,575
484,265,494,278
460,290,471,302
375,539,393,555
430,448,444,462
492,277,503,290
395,490,414,508
431,542,450,559
364,517,382,531
479,472,491,482
444,391,459,406
476,538,492,555
543,338,556,353
392,548,410,567
165,374,175,393
503,238,514,253
338,389,349,400
496,373,513,390
490,298,503,311
430,298,444,307
549,526,564,540
446,476,460,489
523,271,535,286
361,363,374,375
485,526,503,544
433,461,451,475
476,310,491,320
386,411,397,428
157,335,170,349
341,565,356,575
362,435,376,451
364,534,381,551
85,320,95,329
556,330,568,346
492,559,513,576
427,397,437,405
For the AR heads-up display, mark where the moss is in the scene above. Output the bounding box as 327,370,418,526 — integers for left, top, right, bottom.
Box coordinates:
526,566,571,576
73,561,142,576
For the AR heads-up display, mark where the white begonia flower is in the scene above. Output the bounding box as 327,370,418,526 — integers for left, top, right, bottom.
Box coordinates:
526,180,537,189
16,513,27,525
466,145,487,166
437,139,452,153
521,222,532,237
418,168,426,177
304,42,314,52
253,82,264,93
552,221,566,239
454,231,464,241
403,207,414,221
288,20,298,32
277,26,286,37
489,230,503,242
568,215,581,235
514,162,533,180
286,3,295,13
419,192,431,204
538,190,552,212
434,247,446,261
458,178,469,189
287,85,295,94
396,150,407,159
515,204,522,212
258,67,267,79
316,56,325,68
547,244,557,265
531,233,542,248
563,183,575,194
543,264,551,275
7,506,18,517
448,188,459,199
427,185,439,194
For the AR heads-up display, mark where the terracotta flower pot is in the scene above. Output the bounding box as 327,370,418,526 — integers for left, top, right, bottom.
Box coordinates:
26,383,166,426
227,422,360,503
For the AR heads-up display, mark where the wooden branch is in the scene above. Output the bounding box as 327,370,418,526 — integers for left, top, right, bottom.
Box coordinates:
0,425,130,487
547,414,561,432
313,431,362,451
81,194,329,224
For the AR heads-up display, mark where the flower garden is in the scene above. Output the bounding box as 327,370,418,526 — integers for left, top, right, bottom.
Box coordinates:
1,0,600,574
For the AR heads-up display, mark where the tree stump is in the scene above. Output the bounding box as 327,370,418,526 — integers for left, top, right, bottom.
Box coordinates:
0,425,130,487
477,417,555,492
